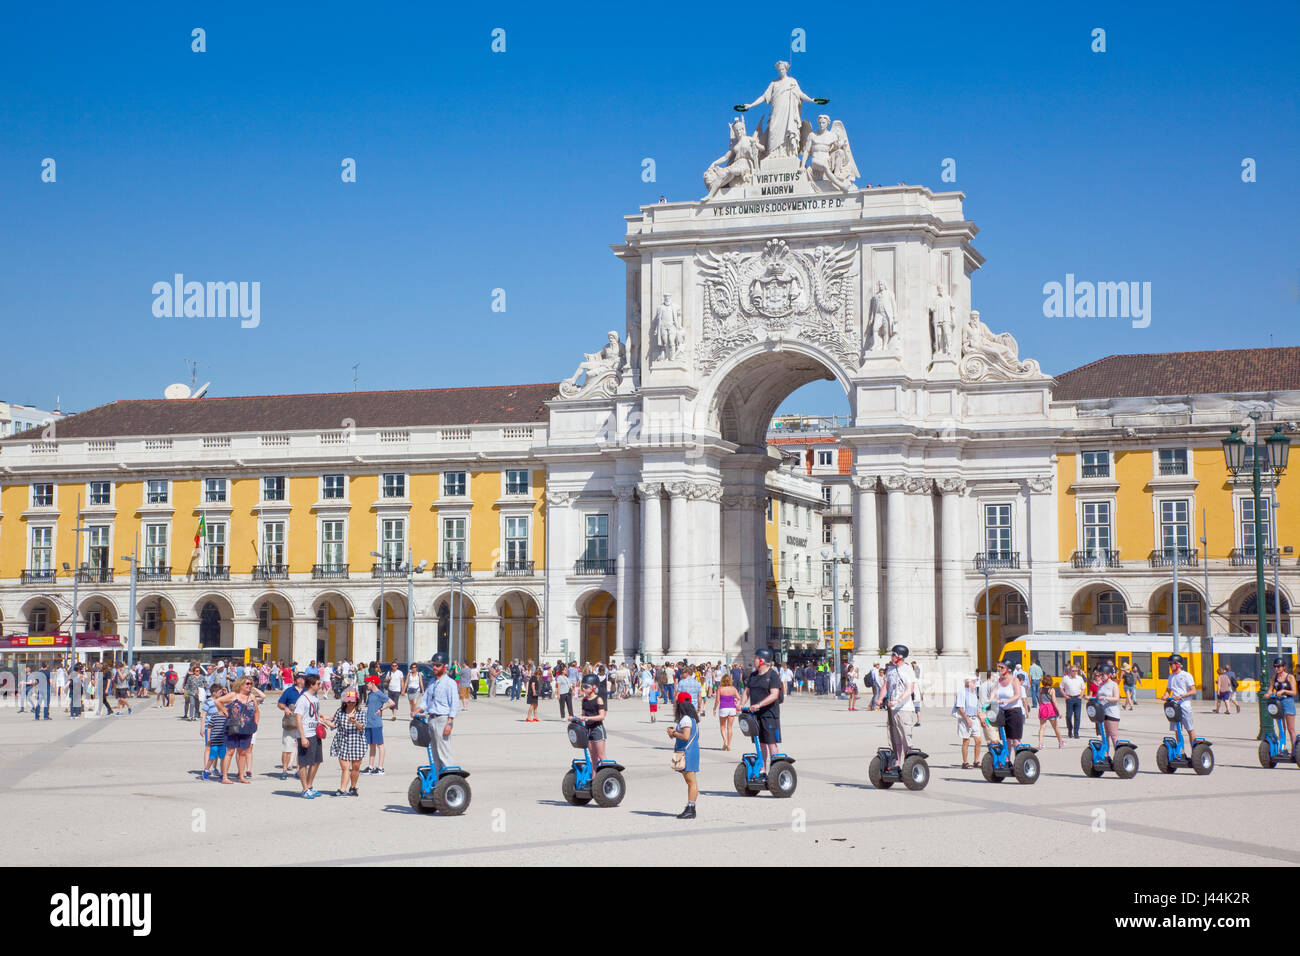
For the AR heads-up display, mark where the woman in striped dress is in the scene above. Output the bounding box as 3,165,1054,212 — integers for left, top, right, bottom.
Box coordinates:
324,689,366,796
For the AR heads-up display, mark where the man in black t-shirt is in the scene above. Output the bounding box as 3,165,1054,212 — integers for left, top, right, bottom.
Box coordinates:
740,648,784,773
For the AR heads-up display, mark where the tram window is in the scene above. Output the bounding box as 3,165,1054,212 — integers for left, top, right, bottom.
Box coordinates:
1129,652,1151,677
1218,653,1261,682
1032,651,1068,679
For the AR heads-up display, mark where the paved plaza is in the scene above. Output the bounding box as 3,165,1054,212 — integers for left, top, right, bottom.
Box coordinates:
3,690,1295,867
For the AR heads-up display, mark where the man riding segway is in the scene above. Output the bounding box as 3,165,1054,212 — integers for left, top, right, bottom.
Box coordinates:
406,651,471,815
739,647,784,778
883,645,916,770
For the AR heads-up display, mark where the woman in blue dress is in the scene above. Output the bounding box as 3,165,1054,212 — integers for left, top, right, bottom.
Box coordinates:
667,691,701,820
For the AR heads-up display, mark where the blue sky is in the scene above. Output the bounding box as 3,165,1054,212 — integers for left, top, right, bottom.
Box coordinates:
2,1,1297,417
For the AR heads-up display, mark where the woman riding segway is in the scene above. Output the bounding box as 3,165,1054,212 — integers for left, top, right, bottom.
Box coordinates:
580,674,608,762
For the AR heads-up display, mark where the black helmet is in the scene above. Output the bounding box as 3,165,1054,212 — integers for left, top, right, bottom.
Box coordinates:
1272,658,1287,668
1169,654,1186,666
753,648,776,664
581,674,601,689
431,652,448,666
890,644,909,659
1101,664,1116,676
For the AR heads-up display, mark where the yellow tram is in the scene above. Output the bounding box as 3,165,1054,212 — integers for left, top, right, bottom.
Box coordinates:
998,634,1297,697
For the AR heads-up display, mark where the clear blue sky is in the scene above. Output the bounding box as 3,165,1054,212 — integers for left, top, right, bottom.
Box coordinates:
2,1,1297,417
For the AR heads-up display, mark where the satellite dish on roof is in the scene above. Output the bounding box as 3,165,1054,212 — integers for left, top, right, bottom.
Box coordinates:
164,383,192,400
192,381,211,399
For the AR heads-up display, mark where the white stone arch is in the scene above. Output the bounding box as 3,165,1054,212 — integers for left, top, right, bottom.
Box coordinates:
1068,578,1135,613
18,595,61,633
77,592,121,619
135,593,179,645
77,592,120,634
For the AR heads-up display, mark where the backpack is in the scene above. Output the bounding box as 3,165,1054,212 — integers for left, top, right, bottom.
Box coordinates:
1229,672,1238,690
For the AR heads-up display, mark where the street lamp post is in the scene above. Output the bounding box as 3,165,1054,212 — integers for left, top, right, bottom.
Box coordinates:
822,547,849,698
370,551,386,666
1222,411,1291,739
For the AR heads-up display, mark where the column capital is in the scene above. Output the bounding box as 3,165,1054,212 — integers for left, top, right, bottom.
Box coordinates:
903,477,935,495
545,490,575,507
935,476,968,495
613,485,637,503
850,474,879,493
880,473,908,492
1022,475,1054,495
693,483,724,503
636,481,664,498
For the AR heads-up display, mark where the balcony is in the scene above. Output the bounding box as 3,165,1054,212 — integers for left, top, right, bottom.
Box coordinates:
1070,549,1120,569
137,566,171,582
1158,461,1189,476
767,626,819,646
1229,547,1280,567
21,568,56,585
974,551,1021,572
433,561,472,578
312,563,349,581
1081,463,1110,478
495,560,535,577
573,557,615,576
370,561,405,578
253,564,289,581
1149,548,1198,568
191,565,231,581
75,567,114,584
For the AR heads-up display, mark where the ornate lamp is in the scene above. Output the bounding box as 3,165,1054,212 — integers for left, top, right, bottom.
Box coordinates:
1222,427,1246,474
1266,425,1291,473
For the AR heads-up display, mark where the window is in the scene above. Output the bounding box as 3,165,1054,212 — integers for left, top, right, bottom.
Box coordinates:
1081,501,1112,554
204,478,227,503
805,555,812,583
1241,496,1274,550
505,470,529,495
440,518,464,566
262,476,286,502
821,485,832,504
784,503,791,526
984,503,1012,556
822,524,832,544
382,473,406,498
262,521,286,565
30,527,53,570
145,524,168,570
822,563,833,587
584,514,609,560
143,607,159,631
804,506,811,530
382,519,406,567
258,603,270,630
766,498,773,522
816,450,834,467
322,475,345,500
1004,592,1028,626
146,479,168,504
87,525,110,570
443,472,467,497
780,601,787,625
203,521,227,567
29,607,49,634
780,551,787,580
1158,447,1188,476
31,483,53,507
89,481,112,505
823,605,833,632
505,516,529,563
1097,590,1126,626
1081,450,1109,478
320,520,345,567
1160,499,1191,552
1176,590,1202,626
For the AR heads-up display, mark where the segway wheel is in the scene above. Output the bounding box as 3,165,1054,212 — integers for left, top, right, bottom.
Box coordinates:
867,755,893,789
1258,740,1276,769
1191,743,1214,775
407,777,434,814
1012,751,1040,785
979,752,1000,783
1114,747,1139,779
562,769,592,805
592,767,626,807
733,762,757,795
1155,743,1174,774
1080,748,1103,778
767,760,797,798
901,755,929,791
432,775,471,816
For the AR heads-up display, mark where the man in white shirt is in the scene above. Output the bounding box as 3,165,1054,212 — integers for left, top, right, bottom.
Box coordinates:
294,675,324,797
320,662,334,698
1058,665,1086,739
884,645,917,769
1164,654,1197,735
386,662,404,719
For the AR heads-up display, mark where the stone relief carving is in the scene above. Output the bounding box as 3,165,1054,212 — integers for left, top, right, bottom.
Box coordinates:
959,310,1043,382
863,279,897,355
613,486,637,502
879,474,907,492
721,493,766,511
850,474,878,493
558,331,625,399
903,476,935,495
929,281,956,359
935,476,968,495
635,481,664,498
651,293,685,364
800,114,858,192
735,61,825,159
545,491,575,507
1024,476,1053,494
703,115,765,200
695,239,858,375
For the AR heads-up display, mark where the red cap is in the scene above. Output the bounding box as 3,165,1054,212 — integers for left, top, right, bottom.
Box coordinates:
676,692,692,703
365,675,380,685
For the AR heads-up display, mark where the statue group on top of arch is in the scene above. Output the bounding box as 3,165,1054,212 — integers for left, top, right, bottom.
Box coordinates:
959,310,1043,381
558,330,626,399
703,62,859,199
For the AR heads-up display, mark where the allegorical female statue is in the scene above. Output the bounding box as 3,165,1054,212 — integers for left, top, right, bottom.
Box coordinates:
736,61,826,158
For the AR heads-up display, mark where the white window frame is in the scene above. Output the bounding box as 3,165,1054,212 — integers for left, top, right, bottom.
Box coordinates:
503,514,530,563
319,518,347,568
1153,496,1193,555
1154,444,1192,479
144,522,170,571
983,502,1014,556
1235,493,1276,551
582,512,610,562
1076,497,1116,556
442,471,467,497
1079,449,1111,479
504,469,530,496
261,476,287,503
31,483,55,508
87,480,113,507
144,479,170,505
203,477,229,504
380,517,407,568
381,472,407,499
260,519,287,566
203,520,229,568
320,474,347,501
440,515,467,566
85,523,112,569
29,524,55,570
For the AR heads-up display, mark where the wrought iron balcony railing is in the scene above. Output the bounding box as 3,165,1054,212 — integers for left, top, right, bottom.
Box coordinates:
573,558,615,576
253,564,289,580
1070,549,1120,569
974,551,1021,572
312,563,349,580
1149,548,1198,568
495,560,535,577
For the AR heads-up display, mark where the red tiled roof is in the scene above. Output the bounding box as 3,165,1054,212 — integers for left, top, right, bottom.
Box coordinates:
1054,347,1300,401
8,383,559,440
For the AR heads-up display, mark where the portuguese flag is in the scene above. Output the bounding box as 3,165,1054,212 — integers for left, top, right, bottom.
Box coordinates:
195,513,206,550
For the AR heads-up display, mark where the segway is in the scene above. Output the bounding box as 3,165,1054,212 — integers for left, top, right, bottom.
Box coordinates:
1080,698,1139,778
733,709,798,797
562,718,627,806
1156,698,1213,774
978,708,1041,784
406,714,472,815
1258,695,1300,769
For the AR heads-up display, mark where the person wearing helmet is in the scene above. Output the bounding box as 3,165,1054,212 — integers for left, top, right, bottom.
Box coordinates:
883,645,916,770
992,660,1027,749
579,673,609,762
739,648,784,774
1096,663,1122,749
1269,658,1297,743
1164,654,1197,737
415,652,460,776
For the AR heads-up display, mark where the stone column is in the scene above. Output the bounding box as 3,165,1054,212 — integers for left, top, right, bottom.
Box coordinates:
851,475,880,654
753,495,772,653
881,474,908,648
937,477,968,662
638,482,664,657
232,616,260,651
692,483,723,659
614,486,637,661
666,481,693,659
1025,475,1058,633
291,617,318,667
905,477,937,656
